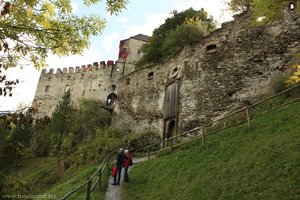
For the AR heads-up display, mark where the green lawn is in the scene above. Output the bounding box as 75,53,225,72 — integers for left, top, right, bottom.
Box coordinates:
123,102,300,200
5,157,110,200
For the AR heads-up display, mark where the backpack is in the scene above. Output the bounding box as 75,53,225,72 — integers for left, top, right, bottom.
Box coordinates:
111,165,117,177
129,158,133,166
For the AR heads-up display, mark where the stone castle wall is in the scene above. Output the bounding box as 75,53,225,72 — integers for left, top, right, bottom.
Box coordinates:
33,9,300,138
112,10,300,137
33,61,121,118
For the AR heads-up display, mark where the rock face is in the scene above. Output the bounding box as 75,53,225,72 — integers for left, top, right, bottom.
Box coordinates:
112,10,300,139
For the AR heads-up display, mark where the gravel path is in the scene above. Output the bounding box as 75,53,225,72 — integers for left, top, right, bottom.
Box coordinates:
105,156,153,200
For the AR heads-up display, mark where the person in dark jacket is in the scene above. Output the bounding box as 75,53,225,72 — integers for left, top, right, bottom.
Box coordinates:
111,148,127,185
123,149,133,182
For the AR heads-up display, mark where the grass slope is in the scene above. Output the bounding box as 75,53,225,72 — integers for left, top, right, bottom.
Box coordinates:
123,102,300,200
6,157,110,200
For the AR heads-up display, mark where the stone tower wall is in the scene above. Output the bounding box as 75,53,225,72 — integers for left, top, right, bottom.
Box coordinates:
33,61,121,118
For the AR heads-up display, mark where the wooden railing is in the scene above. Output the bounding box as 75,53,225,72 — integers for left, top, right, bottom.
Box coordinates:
60,137,145,200
141,84,300,159
61,84,300,199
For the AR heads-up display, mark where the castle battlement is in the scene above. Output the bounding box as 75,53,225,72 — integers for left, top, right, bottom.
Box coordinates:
41,60,117,74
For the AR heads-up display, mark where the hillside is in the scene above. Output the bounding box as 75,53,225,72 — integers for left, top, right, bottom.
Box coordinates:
122,101,300,200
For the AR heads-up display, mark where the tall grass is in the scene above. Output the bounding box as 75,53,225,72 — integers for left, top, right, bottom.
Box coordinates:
123,102,300,200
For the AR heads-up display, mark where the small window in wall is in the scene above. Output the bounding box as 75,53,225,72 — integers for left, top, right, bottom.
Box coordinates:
67,75,71,80
45,85,50,92
195,61,200,70
171,68,178,77
82,90,85,96
289,2,295,10
112,84,116,92
137,49,143,57
125,78,130,85
48,77,51,81
81,74,84,79
206,44,217,53
148,72,154,80
65,84,70,92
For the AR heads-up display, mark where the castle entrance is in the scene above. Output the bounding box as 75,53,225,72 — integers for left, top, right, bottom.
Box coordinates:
165,119,176,139
106,93,117,107
163,80,180,145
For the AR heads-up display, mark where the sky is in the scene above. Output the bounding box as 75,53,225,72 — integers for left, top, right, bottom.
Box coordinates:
0,0,233,111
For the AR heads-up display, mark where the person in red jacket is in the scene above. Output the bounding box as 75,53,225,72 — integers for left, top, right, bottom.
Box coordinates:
123,149,133,182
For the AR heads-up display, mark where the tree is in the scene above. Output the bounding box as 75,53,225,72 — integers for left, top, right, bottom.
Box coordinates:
49,89,73,134
69,99,112,141
137,8,216,67
251,0,299,24
228,0,252,13
0,64,19,97
0,0,128,69
35,90,73,156
162,24,206,58
228,0,300,23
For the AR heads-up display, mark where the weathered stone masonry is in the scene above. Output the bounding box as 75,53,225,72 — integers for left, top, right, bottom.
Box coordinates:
33,34,149,118
33,9,300,140
33,61,121,118
112,10,300,139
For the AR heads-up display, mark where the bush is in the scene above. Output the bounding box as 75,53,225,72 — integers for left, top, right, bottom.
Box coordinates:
270,70,288,94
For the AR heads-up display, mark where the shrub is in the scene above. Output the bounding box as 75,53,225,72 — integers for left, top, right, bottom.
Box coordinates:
270,70,288,94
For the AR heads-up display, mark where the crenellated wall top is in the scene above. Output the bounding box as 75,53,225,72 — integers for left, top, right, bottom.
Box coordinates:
41,60,116,74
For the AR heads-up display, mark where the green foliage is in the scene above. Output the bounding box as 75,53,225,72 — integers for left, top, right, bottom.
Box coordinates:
34,90,73,156
0,111,33,165
162,24,206,58
228,0,300,24
0,0,128,69
251,0,290,24
0,119,9,145
77,128,124,162
123,101,300,200
45,162,110,199
270,71,289,94
0,169,29,196
228,0,252,13
137,8,216,67
33,97,113,159
69,99,112,140
49,90,73,134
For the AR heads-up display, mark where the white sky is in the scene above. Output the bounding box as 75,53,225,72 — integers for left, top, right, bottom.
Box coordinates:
0,0,233,111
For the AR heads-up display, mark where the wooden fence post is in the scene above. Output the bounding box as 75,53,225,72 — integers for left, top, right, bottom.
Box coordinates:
201,127,205,146
106,155,110,169
86,179,91,200
98,169,102,191
246,108,250,127
170,139,173,152
147,147,150,160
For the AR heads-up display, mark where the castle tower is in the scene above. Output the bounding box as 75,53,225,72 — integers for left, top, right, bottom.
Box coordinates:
116,34,150,76
32,61,119,118
32,34,150,118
